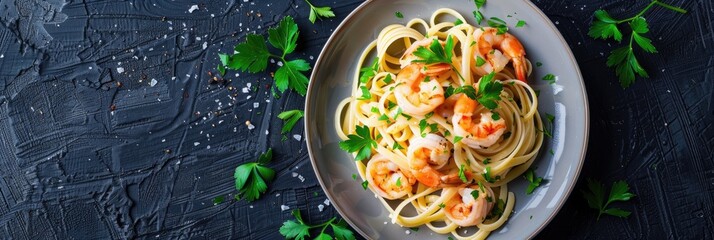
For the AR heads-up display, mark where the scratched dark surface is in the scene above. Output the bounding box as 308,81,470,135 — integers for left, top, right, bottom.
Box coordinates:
0,0,712,239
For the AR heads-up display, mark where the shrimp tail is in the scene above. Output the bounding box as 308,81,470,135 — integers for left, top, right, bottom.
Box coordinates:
513,56,528,82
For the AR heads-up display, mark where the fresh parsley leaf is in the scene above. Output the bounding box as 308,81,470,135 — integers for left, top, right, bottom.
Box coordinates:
516,20,526,28
454,19,464,26
278,110,304,134
360,57,379,83
383,74,393,84
473,10,484,24
482,158,491,164
581,179,636,220
487,17,509,34
220,16,312,96
536,62,543,67
339,125,376,161
475,56,486,67
458,164,468,183
352,174,358,180
275,59,311,95
439,203,446,208
524,168,543,194
280,210,356,240
546,113,555,123
454,136,463,143
412,36,454,65
212,195,225,205
474,0,486,9
542,73,556,84
446,85,477,99
268,16,299,56
396,177,402,187
477,72,503,110
482,166,496,183
395,11,404,19
470,189,479,199
226,34,270,73
588,10,622,41
491,111,500,121
362,180,369,190
305,0,335,23
358,85,372,100
588,3,686,88
235,149,276,202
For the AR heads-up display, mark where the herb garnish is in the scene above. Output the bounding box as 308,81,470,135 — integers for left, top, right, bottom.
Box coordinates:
304,0,335,23
458,164,469,183
581,179,636,220
411,36,467,82
395,11,404,19
278,110,304,134
487,17,508,35
476,72,503,110
280,210,355,240
234,149,276,202
515,20,526,28
588,0,687,88
542,73,556,84
219,16,310,96
524,168,543,194
473,0,486,24
339,125,377,161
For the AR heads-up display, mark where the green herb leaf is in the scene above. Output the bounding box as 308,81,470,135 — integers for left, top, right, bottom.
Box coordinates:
477,72,503,110
458,164,469,183
278,110,304,134
482,166,495,183
515,20,526,28
487,17,509,34
275,59,311,96
339,125,376,161
362,180,369,190
588,10,622,41
268,16,299,56
473,10,484,24
235,149,276,202
396,177,402,187
453,136,463,144
475,56,486,67
542,74,556,84
632,32,657,53
332,220,356,240
629,17,649,34
358,86,372,100
359,57,380,83
474,0,486,9
383,74,393,84
306,1,335,23
395,11,404,19
412,36,454,65
454,19,464,26
581,179,636,220
524,168,543,194
470,189,479,199
226,34,270,73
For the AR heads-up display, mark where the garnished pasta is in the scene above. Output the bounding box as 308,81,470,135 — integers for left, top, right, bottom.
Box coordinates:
336,8,544,240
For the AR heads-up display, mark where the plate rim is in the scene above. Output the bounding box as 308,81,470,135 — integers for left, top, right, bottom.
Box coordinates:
304,0,590,239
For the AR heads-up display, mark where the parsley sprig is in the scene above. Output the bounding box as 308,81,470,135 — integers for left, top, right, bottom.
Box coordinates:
278,109,304,134
472,0,486,24
476,72,503,110
304,0,335,23
339,125,377,161
411,36,467,82
581,179,636,220
280,209,355,240
219,16,311,96
523,168,543,195
234,149,276,202
588,0,687,88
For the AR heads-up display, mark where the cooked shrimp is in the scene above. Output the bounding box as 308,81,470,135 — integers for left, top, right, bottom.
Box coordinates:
473,27,528,81
434,93,460,118
407,134,470,187
400,37,450,70
444,186,495,226
452,94,507,149
394,64,449,116
366,154,415,200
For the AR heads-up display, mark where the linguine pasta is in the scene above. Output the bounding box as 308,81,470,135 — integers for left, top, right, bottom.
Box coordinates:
336,8,544,240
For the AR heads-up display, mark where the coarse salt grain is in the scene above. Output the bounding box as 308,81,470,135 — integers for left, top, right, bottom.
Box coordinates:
324,199,331,206
293,134,302,141
280,205,290,211
292,172,298,177
188,5,198,13
318,204,325,212
116,67,124,73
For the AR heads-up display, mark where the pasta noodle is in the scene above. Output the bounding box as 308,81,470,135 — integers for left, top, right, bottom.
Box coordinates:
336,8,544,239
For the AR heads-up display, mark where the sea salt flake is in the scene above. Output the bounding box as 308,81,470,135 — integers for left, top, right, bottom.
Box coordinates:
116,67,125,73
280,205,290,211
318,204,325,212
292,172,299,177
293,134,302,141
188,5,199,13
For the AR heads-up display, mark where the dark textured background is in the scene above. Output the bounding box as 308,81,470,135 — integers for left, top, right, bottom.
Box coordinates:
0,0,712,239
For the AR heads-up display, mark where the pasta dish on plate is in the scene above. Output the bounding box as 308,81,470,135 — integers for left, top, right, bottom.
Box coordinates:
336,8,544,240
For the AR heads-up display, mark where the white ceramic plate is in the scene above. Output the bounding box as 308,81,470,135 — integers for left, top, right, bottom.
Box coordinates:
305,0,589,239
